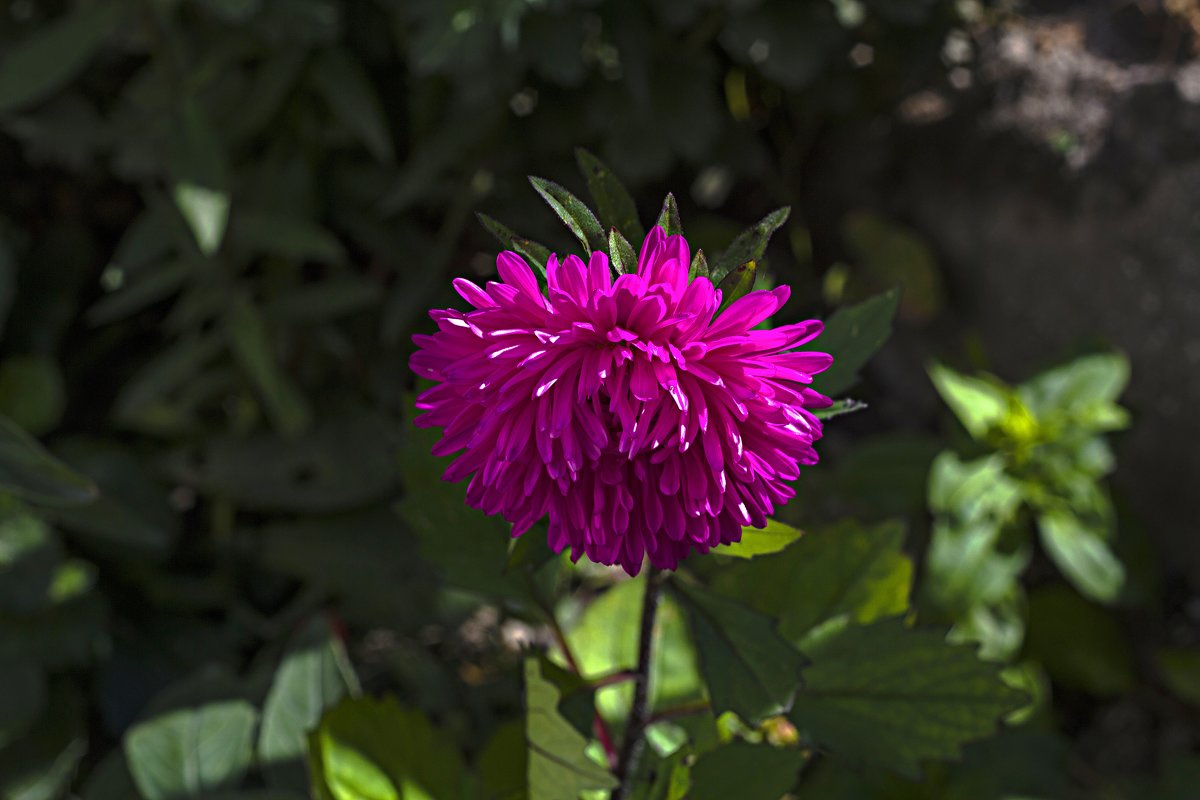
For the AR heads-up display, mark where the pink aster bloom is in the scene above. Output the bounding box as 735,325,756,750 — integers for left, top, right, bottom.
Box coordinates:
410,227,833,575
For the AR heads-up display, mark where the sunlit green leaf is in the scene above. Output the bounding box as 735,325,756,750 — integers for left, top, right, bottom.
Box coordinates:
715,260,756,312
711,518,804,559
656,193,682,237
609,227,638,276
575,148,643,242
928,364,1009,441
710,207,789,283
688,249,709,282
1037,509,1125,604
529,176,606,253
524,659,617,798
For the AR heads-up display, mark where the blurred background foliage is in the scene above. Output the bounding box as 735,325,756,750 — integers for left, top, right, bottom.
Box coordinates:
0,0,1197,798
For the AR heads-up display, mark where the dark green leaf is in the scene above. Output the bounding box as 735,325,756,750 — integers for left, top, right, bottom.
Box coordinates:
88,261,194,326
1037,509,1124,603
524,659,617,798
0,415,96,506
505,525,559,574
476,213,552,280
310,49,394,163
0,682,86,800
815,289,900,396
125,699,259,799
674,581,806,723
0,657,46,749
0,2,129,114
688,249,709,282
656,193,682,237
609,227,638,276
0,355,65,435
259,617,360,793
308,695,470,800
227,293,312,436
688,742,805,800
575,148,643,242
711,518,804,559
1156,648,1200,707
231,212,347,264
170,100,231,256
788,618,1025,777
715,260,756,312
529,176,606,253
711,207,789,283
842,211,944,323
1024,585,1133,696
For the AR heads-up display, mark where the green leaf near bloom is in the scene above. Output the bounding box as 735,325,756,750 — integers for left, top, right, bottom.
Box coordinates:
656,193,682,237
788,618,1026,778
259,617,360,792
0,1,129,115
673,581,807,723
710,207,790,284
928,364,1010,441
308,696,470,800
228,293,313,437
815,289,900,396
529,176,606,253
0,415,97,506
1024,585,1134,696
714,520,912,650
310,48,394,163
609,227,638,276
1037,509,1125,604
574,148,644,242
524,659,617,798
689,249,710,282
812,398,868,421
712,518,805,559
125,699,260,799
476,213,552,280
715,260,757,312
687,742,806,800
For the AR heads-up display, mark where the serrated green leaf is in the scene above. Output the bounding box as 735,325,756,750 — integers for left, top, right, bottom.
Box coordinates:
0,1,129,115
575,148,643,242
715,520,912,650
259,617,360,793
816,289,899,396
608,227,637,276
656,193,682,237
688,742,805,800
524,659,617,798
788,618,1025,778
529,176,605,253
227,293,312,436
310,48,394,163
1037,509,1125,603
125,700,259,799
712,518,804,559
674,581,806,723
688,249,709,282
476,213,552,280
928,364,1009,440
715,260,756,312
0,415,97,506
710,207,790,283
308,696,469,800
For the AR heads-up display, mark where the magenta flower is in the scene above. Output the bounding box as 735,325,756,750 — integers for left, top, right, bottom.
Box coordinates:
410,228,832,575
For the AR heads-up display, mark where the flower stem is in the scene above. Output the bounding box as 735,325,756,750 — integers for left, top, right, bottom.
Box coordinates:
612,567,664,799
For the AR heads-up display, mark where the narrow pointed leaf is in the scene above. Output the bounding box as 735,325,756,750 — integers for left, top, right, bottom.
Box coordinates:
227,294,312,436
528,176,605,253
476,213,551,280
310,48,394,163
170,101,230,256
815,288,900,396
0,415,97,506
716,260,756,312
673,581,806,723
1038,510,1125,603
574,148,643,242
787,618,1026,778
656,193,682,237
608,227,637,276
813,398,868,420
524,659,617,796
711,207,790,282
689,249,710,282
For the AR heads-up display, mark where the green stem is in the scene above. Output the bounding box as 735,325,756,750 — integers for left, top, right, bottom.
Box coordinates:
611,568,664,799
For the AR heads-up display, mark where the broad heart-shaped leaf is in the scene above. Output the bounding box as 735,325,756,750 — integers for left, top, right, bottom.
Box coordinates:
575,148,644,243
710,207,790,283
259,617,361,793
609,227,638,276
0,0,129,114
476,213,552,280
715,260,756,312
788,618,1026,778
529,176,606,253
308,696,470,800
310,48,394,163
125,699,259,799
1037,509,1125,604
687,742,805,800
815,289,900,396
673,581,806,724
656,193,682,237
711,518,804,559
524,659,617,798
712,520,912,650
0,415,97,506
928,364,1010,441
